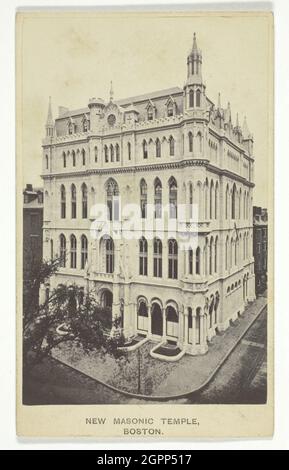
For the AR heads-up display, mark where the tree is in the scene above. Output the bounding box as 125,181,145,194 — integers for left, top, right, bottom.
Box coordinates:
23,256,126,372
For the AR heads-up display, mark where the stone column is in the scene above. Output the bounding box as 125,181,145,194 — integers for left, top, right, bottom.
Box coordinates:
192,309,196,347
178,308,184,347
200,312,205,345
147,304,152,338
162,307,166,341
183,308,189,346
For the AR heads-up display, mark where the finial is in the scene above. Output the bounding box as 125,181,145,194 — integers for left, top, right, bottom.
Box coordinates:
236,113,239,128
227,102,231,122
46,96,53,126
109,81,114,102
218,92,221,109
192,32,197,50
243,115,251,139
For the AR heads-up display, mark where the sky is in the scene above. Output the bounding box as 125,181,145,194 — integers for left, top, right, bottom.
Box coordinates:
17,11,273,207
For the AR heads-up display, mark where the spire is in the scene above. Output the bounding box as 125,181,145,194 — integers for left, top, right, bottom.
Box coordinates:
226,101,231,122
46,96,53,127
109,81,114,102
45,96,54,137
192,32,198,50
218,92,221,109
242,116,251,139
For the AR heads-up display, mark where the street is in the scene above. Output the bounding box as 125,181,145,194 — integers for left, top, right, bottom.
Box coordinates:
23,306,267,405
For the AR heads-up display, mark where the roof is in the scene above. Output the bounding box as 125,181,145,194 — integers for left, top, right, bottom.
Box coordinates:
57,107,89,119
116,86,182,106
56,87,183,119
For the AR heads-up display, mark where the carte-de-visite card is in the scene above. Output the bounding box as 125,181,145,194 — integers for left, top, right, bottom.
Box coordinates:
16,10,274,438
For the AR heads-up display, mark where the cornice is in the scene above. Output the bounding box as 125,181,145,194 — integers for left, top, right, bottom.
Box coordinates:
41,158,254,187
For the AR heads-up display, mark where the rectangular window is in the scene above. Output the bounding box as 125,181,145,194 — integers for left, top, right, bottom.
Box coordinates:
168,259,178,279
61,202,66,219
70,251,76,269
139,256,148,276
153,258,162,277
71,202,76,219
81,251,87,270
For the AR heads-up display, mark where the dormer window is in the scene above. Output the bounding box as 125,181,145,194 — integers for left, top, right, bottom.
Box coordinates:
189,89,194,108
82,114,90,132
167,103,174,117
68,118,75,135
146,100,155,121
196,89,201,107
147,106,153,121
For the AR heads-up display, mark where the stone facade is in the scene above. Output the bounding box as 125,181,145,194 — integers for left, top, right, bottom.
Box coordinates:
41,35,255,356
253,206,268,295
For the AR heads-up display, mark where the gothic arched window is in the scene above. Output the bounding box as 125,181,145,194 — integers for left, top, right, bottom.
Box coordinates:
81,235,88,269
104,145,108,163
196,246,201,275
70,234,77,269
189,248,193,275
169,136,175,156
167,102,174,117
63,152,66,168
110,144,114,162
147,106,153,121
105,237,114,273
139,237,148,276
169,176,177,219
81,183,88,219
156,138,161,158
196,89,201,107
116,143,120,162
232,184,237,219
153,238,162,277
140,179,147,219
71,184,76,219
106,179,119,221
168,239,178,279
188,132,193,152
60,185,66,219
59,234,66,267
189,89,194,108
154,178,162,219
81,149,86,166
72,150,76,167
143,140,148,159
127,142,131,160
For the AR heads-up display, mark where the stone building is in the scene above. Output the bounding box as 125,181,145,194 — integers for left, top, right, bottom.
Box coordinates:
41,34,255,357
253,206,268,295
23,184,44,280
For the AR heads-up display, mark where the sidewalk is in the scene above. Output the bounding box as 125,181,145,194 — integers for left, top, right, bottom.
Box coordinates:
53,295,267,399
154,295,267,397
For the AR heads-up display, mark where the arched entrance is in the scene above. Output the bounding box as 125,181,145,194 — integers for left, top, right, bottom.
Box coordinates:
137,299,148,332
151,303,163,336
166,305,179,338
101,289,113,309
100,289,113,330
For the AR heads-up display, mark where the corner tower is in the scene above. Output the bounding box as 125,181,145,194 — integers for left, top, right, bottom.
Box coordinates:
184,33,206,111
45,96,54,137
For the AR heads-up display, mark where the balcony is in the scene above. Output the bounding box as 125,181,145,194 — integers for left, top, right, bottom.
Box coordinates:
182,278,208,293
90,271,113,282
178,220,211,234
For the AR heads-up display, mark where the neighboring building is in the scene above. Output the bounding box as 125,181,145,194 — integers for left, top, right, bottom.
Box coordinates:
41,34,255,357
23,184,44,282
253,206,268,294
